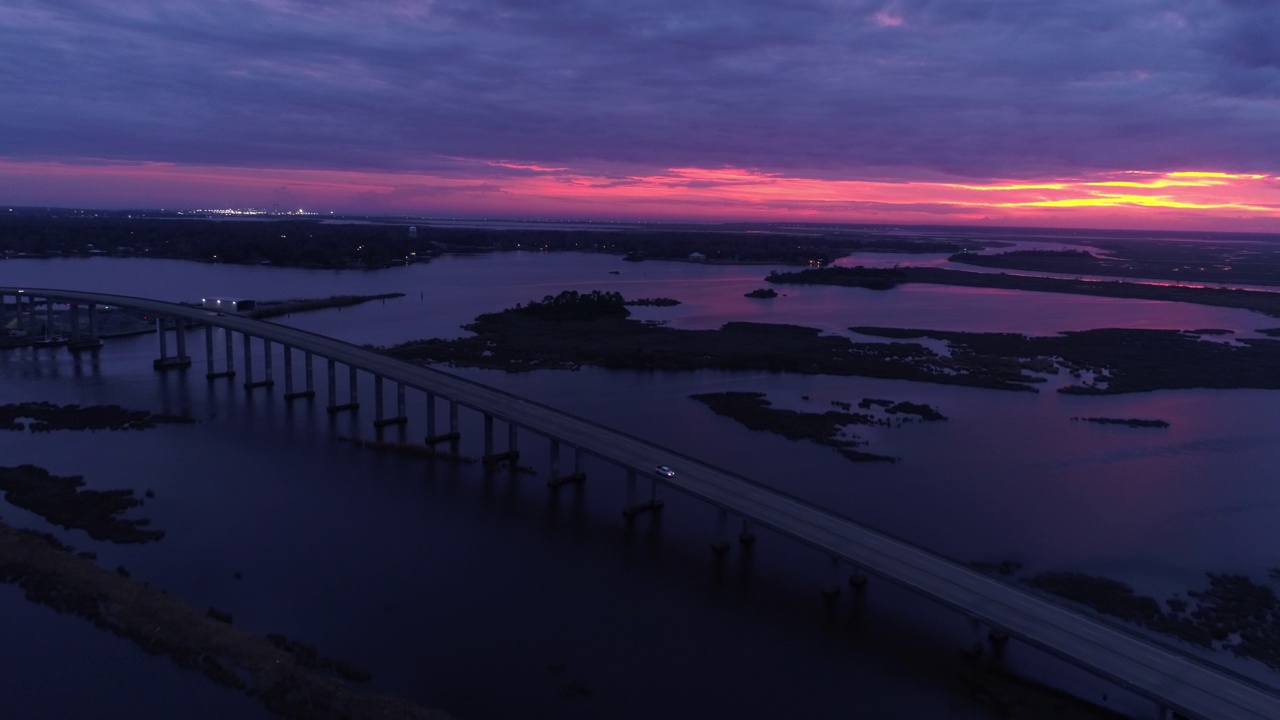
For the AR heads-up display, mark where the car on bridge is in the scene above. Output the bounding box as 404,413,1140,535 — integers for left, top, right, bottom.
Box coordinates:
655,465,675,477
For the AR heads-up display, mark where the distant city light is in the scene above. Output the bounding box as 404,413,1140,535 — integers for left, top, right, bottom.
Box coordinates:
193,207,318,216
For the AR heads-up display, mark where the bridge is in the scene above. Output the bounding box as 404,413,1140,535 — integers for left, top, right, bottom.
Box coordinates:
5,286,1280,720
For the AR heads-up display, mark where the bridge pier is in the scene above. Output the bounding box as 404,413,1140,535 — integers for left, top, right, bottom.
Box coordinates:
739,519,757,546
372,376,408,427
44,297,52,338
244,335,273,389
153,316,191,370
548,441,586,487
326,360,358,413
962,618,1009,661
423,394,461,447
304,352,314,394
205,325,234,378
711,508,730,554
282,346,315,399
211,326,235,379
483,418,519,467
848,569,869,594
66,303,101,352
822,556,842,600
623,469,664,519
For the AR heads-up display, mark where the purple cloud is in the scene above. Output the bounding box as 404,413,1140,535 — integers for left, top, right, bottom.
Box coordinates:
0,0,1276,188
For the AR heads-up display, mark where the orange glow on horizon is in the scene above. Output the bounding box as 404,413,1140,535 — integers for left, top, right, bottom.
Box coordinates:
0,158,1277,231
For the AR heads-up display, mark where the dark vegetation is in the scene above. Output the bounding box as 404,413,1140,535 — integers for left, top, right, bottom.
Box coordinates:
859,398,948,421
1072,417,1170,428
851,326,1280,394
0,523,452,719
623,297,681,307
770,265,1280,317
951,239,1280,287
744,288,778,299
0,212,901,268
0,465,163,543
1016,570,1280,669
384,291,1048,390
385,291,1280,394
0,402,194,432
247,293,405,319
689,391,897,462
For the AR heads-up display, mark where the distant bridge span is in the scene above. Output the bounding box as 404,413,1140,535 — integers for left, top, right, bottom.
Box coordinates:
6,286,1280,720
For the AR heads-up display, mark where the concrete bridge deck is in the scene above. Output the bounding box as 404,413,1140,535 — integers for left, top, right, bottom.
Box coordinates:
8,287,1280,720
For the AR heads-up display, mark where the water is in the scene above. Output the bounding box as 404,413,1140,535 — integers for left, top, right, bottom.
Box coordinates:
4,252,1280,718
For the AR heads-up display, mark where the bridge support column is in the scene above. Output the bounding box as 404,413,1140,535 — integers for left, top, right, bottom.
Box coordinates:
222,327,235,377
44,298,53,337
848,569,868,594
304,352,314,393
242,333,253,384
204,326,214,373
426,393,436,437
153,316,191,370
739,519,757,546
375,375,384,420
66,304,100,352
548,440,586,487
326,361,358,412
424,393,460,446
623,469,664,519
175,321,187,359
483,418,519,467
244,336,273,389
962,618,1008,660
711,508,730,554
87,304,97,342
372,377,407,427
263,339,273,383
282,346,314,400
822,556,842,600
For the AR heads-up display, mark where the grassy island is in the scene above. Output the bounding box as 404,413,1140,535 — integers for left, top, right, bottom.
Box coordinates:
0,465,162,544
248,293,405,319
769,266,1280,317
967,563,1280,672
0,522,453,719
0,402,194,432
383,291,1280,394
384,291,1047,391
852,326,1280,394
689,392,896,462
1073,417,1170,428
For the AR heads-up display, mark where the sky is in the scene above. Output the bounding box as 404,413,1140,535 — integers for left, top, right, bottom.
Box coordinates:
2,0,1279,230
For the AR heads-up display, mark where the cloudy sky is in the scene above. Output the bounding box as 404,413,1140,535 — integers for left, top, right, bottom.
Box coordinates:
2,0,1279,229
